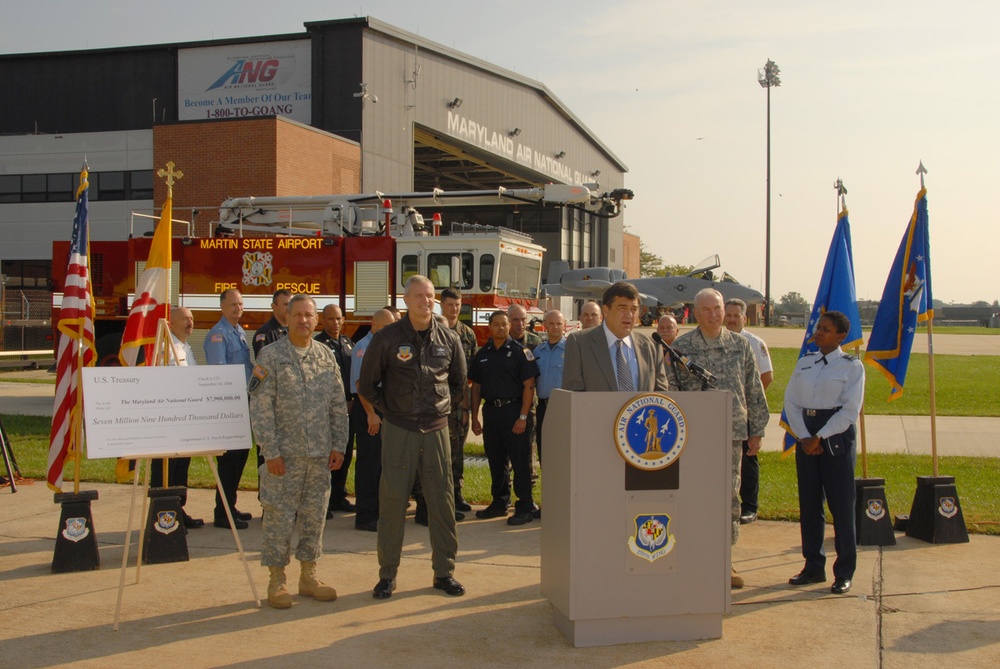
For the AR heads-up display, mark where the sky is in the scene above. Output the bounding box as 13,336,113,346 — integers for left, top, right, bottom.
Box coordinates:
4,0,998,305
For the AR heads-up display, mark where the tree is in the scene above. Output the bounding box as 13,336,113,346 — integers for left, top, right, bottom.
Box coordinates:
639,241,664,277
776,291,809,317
656,263,696,278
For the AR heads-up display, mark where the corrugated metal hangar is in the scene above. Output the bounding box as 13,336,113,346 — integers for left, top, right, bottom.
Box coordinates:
0,16,630,345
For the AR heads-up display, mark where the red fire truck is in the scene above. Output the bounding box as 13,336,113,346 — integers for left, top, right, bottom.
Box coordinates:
52,185,631,365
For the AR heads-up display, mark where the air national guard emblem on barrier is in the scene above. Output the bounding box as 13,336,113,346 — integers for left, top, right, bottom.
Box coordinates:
62,517,90,543
154,510,180,535
938,496,958,519
865,498,887,521
614,393,688,471
627,514,676,562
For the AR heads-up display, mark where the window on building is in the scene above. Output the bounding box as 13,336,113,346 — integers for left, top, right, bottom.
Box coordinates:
22,174,46,203
130,170,154,200
96,171,125,200
0,175,19,203
47,173,74,202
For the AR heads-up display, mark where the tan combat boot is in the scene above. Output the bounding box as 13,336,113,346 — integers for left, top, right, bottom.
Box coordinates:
267,566,293,609
299,561,338,601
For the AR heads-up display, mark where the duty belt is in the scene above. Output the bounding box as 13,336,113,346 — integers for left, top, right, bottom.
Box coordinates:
488,398,520,407
804,406,842,417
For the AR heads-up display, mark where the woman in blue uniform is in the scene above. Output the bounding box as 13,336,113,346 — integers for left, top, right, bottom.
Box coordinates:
783,311,865,594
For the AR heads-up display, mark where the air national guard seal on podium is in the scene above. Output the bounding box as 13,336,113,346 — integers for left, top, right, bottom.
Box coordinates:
614,393,688,471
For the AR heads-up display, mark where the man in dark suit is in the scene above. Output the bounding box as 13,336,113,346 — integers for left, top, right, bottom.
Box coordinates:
562,282,669,393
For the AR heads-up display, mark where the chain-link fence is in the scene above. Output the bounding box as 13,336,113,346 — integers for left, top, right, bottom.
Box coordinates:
1,288,53,352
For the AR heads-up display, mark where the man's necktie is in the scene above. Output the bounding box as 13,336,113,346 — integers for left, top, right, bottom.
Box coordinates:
616,339,634,392
819,355,828,365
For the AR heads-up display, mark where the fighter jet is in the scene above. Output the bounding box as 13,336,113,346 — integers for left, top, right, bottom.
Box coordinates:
542,255,764,309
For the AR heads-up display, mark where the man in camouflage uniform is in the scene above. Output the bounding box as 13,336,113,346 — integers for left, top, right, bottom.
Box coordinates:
507,303,542,350
441,287,478,512
250,295,349,609
673,288,768,589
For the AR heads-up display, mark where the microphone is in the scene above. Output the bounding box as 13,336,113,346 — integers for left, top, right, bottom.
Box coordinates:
652,332,717,387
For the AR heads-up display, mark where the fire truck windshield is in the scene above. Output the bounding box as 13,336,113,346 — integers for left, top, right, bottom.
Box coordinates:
496,253,541,299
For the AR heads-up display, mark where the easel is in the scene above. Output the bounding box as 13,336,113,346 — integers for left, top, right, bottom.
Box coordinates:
112,319,260,631
0,415,22,492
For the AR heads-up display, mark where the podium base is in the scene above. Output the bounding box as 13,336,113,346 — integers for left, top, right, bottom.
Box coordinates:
855,478,896,546
905,476,969,544
52,490,101,573
552,608,722,647
142,487,189,564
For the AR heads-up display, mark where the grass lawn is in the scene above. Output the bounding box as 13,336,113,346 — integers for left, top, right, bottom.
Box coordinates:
4,414,994,535
766,349,1000,416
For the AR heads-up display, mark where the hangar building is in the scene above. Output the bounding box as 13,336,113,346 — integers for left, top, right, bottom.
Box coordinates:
0,16,629,348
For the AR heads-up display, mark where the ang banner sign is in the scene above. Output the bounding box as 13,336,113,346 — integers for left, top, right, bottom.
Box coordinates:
178,40,312,124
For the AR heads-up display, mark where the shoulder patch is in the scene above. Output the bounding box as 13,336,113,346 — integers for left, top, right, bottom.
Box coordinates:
523,347,535,362
210,333,224,343
254,333,267,342
248,365,269,393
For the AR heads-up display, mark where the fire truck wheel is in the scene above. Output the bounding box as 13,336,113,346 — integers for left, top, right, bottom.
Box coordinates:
95,332,124,367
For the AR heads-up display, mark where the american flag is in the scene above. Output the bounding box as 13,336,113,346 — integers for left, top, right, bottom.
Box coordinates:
47,166,97,493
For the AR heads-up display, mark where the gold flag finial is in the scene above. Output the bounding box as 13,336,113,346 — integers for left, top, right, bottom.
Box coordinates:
156,161,184,198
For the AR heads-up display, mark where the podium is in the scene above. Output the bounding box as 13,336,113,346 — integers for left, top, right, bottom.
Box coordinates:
540,389,732,647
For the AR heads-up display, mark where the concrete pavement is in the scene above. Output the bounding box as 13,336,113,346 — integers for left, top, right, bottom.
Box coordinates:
2,337,999,667
1,481,998,668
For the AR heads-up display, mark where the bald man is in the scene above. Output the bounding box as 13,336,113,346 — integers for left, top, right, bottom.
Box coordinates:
579,301,603,329
150,306,203,529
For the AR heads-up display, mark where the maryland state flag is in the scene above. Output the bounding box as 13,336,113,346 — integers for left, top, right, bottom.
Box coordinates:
118,197,172,366
865,188,933,401
47,165,97,492
780,208,863,453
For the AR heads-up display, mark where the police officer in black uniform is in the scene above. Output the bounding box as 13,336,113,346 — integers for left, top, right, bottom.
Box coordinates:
315,304,356,515
469,311,539,526
252,289,291,358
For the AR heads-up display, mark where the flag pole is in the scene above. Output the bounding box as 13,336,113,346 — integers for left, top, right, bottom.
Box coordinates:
913,161,939,476
835,177,870,478
73,329,84,494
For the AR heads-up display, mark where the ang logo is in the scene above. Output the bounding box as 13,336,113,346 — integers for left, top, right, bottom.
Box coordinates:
207,59,281,91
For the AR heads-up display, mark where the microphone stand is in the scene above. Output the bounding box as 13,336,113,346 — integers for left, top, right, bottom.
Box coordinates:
652,334,716,390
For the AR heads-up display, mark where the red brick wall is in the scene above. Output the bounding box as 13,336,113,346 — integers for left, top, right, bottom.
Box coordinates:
154,118,361,236
622,231,641,279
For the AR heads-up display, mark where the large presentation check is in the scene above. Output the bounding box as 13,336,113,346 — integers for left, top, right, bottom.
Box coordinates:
82,365,252,459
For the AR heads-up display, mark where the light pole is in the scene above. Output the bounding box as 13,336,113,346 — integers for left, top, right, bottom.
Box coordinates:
758,59,780,327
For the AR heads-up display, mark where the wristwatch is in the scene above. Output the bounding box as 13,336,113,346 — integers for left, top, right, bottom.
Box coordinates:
518,414,528,421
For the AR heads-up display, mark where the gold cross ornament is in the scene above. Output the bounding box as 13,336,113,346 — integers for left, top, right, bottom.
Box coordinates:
156,161,184,197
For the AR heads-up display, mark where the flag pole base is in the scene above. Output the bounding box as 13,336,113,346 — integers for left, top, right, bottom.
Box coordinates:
854,478,896,546
905,475,969,544
141,487,189,564
52,490,101,573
